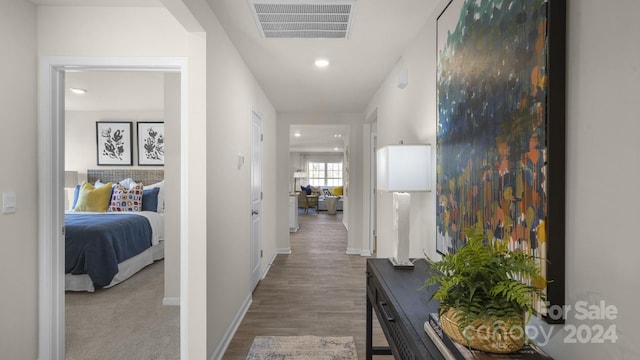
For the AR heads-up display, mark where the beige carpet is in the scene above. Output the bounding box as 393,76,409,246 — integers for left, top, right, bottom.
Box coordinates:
246,335,358,360
66,260,179,360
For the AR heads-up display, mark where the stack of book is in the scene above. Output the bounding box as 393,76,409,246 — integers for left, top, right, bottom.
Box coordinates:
424,313,553,360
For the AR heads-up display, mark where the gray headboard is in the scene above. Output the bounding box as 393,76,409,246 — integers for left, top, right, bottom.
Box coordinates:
87,169,164,185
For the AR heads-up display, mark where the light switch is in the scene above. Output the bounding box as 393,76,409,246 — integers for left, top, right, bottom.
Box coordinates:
2,192,16,214
237,153,245,170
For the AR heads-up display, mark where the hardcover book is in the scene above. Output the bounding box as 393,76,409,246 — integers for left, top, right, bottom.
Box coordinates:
424,313,553,360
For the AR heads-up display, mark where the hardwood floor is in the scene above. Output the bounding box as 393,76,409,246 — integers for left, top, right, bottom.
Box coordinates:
223,211,392,359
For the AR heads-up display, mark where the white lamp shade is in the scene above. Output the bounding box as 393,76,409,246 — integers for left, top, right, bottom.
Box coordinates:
377,144,431,192
293,171,308,178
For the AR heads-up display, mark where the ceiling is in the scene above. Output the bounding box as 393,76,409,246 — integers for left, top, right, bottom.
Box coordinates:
208,0,438,113
30,0,162,6
65,71,165,111
289,124,349,153
33,0,440,151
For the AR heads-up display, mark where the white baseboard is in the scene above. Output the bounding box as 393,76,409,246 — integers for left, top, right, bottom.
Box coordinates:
162,297,180,306
346,248,361,255
209,294,252,360
360,250,373,257
277,247,292,254
261,249,278,280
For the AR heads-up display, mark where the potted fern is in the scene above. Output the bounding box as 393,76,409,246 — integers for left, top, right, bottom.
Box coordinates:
425,225,546,353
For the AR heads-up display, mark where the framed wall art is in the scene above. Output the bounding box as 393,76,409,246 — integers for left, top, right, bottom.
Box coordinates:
435,0,565,322
96,121,133,166
137,122,165,166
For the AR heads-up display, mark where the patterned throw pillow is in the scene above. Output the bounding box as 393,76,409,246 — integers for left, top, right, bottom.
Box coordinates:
109,183,144,212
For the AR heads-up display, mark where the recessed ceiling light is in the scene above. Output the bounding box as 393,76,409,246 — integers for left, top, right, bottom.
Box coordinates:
69,88,87,94
314,59,330,68
333,134,342,138
293,132,302,137
333,147,340,151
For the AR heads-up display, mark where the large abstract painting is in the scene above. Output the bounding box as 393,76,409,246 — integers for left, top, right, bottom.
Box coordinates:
436,0,565,322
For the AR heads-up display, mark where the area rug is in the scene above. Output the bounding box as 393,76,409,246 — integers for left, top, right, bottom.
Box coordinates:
246,335,358,360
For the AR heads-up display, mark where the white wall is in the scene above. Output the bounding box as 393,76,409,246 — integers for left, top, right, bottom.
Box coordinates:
38,6,188,56
365,10,436,261
172,1,279,357
0,1,38,358
163,72,181,301
367,0,640,358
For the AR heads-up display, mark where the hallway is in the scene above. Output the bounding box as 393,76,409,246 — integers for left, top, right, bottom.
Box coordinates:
223,212,390,359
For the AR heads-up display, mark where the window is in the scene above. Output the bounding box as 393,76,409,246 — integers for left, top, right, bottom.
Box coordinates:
308,161,343,186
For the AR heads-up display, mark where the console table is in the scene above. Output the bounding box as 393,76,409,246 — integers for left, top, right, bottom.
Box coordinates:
366,258,444,360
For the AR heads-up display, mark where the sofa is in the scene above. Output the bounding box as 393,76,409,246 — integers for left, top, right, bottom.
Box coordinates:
299,185,344,211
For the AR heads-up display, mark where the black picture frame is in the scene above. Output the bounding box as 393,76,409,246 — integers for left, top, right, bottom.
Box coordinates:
435,0,565,323
137,122,165,166
96,121,133,166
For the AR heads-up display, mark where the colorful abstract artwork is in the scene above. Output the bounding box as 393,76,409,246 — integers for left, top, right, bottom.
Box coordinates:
436,0,565,322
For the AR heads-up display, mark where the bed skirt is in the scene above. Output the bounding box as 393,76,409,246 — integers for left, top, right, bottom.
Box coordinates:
65,241,165,292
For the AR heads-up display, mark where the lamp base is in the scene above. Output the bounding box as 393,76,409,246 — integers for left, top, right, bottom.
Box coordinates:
389,257,414,270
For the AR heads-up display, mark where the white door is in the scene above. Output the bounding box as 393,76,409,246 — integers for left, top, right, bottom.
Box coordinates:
250,110,263,291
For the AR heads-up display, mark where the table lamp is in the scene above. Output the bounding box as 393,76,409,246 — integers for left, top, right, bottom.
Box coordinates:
377,143,431,269
293,170,308,192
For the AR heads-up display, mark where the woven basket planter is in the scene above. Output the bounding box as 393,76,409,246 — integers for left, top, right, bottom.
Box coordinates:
439,308,525,354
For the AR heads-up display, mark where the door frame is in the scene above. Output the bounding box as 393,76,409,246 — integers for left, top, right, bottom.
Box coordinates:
370,131,377,254
38,56,189,360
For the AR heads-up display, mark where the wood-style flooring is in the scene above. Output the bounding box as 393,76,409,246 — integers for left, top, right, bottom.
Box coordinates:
223,211,392,359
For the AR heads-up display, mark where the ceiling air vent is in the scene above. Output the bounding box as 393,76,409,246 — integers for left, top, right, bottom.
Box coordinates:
248,0,356,39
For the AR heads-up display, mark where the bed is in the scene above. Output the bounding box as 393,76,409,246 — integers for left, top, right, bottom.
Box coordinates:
65,169,165,292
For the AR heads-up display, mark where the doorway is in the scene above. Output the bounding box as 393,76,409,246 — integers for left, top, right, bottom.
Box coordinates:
289,124,348,230
38,57,188,360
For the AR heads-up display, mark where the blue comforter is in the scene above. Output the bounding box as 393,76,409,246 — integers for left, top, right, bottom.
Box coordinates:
65,212,152,288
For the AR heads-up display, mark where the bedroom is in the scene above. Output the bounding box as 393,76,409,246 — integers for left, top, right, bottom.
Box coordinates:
63,70,181,356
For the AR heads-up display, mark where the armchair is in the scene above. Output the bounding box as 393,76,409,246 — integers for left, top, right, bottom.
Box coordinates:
298,192,318,214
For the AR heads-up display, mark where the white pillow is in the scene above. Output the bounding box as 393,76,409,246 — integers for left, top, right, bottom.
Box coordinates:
145,180,165,213
119,178,139,189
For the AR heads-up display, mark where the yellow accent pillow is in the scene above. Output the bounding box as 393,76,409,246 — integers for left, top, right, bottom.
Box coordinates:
74,181,113,212
331,186,343,196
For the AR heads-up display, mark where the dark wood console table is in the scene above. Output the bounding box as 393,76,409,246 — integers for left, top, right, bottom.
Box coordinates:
366,258,444,360
366,258,553,360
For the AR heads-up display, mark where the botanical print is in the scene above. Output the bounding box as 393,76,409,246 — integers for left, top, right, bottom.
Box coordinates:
96,122,132,165
436,0,564,319
101,127,126,160
137,122,165,165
